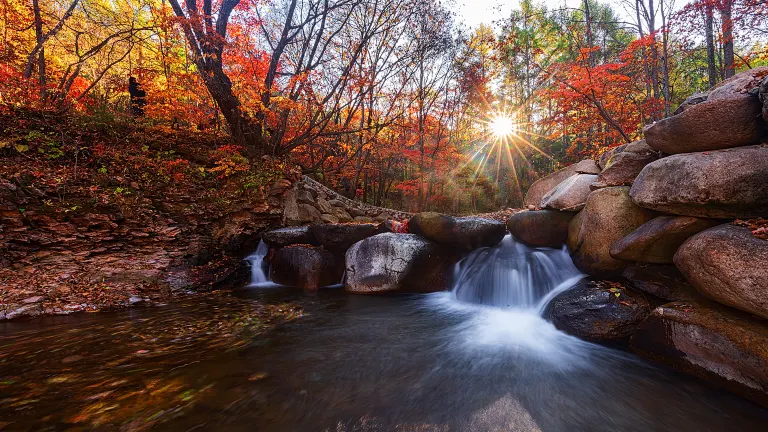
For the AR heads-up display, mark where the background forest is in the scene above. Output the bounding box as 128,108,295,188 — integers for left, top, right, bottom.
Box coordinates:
2,0,767,214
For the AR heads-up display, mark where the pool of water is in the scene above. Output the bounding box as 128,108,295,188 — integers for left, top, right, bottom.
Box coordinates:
1,286,767,431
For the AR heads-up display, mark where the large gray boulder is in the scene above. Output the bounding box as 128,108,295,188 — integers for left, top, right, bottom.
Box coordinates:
270,245,341,289
631,300,768,407
507,210,573,248
644,68,766,154
568,187,657,277
543,278,651,342
674,224,768,319
540,173,597,211
591,140,659,190
630,145,768,218
344,233,456,293
609,216,719,264
523,160,600,207
262,226,315,247
408,213,506,251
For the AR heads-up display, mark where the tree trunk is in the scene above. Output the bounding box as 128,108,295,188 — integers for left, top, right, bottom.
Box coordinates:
31,0,46,100
705,5,718,88
721,0,735,79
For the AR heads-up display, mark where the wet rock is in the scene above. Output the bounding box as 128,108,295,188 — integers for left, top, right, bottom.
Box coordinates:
523,160,600,207
622,264,695,302
507,210,573,248
631,300,768,407
567,187,657,277
644,71,764,154
345,233,456,293
269,245,341,289
543,278,651,342
262,226,315,247
674,224,768,319
310,223,377,252
409,212,506,251
541,174,598,211
610,216,720,264
630,145,768,218
672,92,708,115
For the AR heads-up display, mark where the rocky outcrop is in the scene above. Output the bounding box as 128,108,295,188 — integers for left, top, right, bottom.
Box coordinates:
674,224,768,319
630,145,768,218
540,174,597,211
609,216,719,264
622,264,695,302
344,233,456,293
269,245,341,289
644,68,766,154
543,278,651,342
568,187,657,276
523,160,600,207
408,212,506,251
631,300,768,407
310,223,378,252
262,226,315,246
591,140,659,190
507,210,573,248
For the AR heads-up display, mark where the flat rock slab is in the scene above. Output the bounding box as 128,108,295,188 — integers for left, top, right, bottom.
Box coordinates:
631,300,768,408
310,223,377,252
630,145,768,218
262,226,315,247
674,224,768,320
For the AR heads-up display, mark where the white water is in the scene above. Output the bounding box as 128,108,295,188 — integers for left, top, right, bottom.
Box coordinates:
452,234,583,309
244,240,270,286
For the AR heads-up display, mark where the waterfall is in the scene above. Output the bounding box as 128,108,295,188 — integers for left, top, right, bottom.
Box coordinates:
452,235,582,310
245,240,270,285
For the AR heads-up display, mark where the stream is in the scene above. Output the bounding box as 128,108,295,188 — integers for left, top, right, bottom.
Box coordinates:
2,239,768,430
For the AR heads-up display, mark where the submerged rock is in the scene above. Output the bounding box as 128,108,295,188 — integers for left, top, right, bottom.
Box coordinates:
269,245,341,289
262,226,315,247
631,300,768,408
567,187,657,277
543,278,651,342
344,233,456,294
310,223,377,252
674,224,768,319
408,212,506,251
540,173,597,211
523,160,600,207
610,216,719,264
630,145,768,218
507,210,573,248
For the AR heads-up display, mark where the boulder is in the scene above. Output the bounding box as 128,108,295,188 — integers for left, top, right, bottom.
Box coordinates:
298,203,322,223
609,216,720,263
707,66,768,101
269,245,341,289
674,224,768,319
644,94,762,154
567,187,657,277
543,278,651,342
507,210,573,248
310,223,377,252
297,189,316,205
672,92,708,115
760,75,768,121
345,233,456,293
597,144,628,170
630,145,768,218
631,300,768,407
353,216,374,223
591,141,659,190
409,212,506,251
622,264,695,302
331,207,353,223
262,226,315,247
523,160,600,207
540,174,597,211
320,213,339,224
315,197,334,214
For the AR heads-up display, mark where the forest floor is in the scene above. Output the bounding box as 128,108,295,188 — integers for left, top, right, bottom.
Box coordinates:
0,108,297,320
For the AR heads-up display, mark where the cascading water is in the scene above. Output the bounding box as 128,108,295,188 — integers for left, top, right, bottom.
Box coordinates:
451,234,582,311
244,240,270,285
